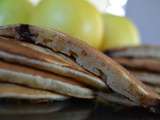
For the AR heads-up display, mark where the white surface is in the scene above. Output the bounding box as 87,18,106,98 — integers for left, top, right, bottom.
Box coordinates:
29,0,41,5
87,0,128,16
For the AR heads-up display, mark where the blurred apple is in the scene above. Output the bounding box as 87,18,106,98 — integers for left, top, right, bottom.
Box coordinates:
0,0,32,25
101,13,141,51
30,0,103,49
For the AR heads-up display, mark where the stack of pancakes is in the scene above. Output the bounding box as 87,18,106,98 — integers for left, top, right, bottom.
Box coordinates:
106,46,160,94
0,24,160,108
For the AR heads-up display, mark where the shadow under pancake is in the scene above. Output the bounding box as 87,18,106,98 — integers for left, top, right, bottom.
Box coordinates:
87,104,160,120
1,99,160,120
0,99,93,120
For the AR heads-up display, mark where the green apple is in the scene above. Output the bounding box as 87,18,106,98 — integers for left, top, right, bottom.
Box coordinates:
101,13,141,51
0,0,33,25
30,0,103,49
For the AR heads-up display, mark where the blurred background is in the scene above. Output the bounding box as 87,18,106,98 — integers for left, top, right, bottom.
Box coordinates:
0,0,159,50
86,0,160,45
126,0,160,44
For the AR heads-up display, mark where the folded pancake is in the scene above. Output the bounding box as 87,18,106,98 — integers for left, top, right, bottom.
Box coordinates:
0,37,106,90
112,57,160,73
0,83,68,100
0,24,159,106
106,45,160,59
0,61,94,99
